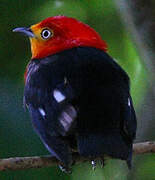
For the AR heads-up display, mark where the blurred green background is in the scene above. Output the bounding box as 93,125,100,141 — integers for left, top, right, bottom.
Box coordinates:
0,0,154,179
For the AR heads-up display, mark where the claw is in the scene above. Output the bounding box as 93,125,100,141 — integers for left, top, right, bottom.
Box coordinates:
99,159,105,168
59,164,72,174
91,160,96,170
100,156,106,168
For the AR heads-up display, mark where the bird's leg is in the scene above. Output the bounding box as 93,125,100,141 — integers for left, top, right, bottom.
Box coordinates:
59,164,72,174
99,156,106,168
91,160,97,170
58,158,75,174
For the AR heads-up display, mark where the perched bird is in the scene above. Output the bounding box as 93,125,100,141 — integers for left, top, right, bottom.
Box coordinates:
13,16,137,172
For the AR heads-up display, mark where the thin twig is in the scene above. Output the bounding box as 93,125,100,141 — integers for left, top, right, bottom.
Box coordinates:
0,141,155,171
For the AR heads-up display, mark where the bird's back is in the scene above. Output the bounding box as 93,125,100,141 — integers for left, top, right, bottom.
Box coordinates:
24,47,136,168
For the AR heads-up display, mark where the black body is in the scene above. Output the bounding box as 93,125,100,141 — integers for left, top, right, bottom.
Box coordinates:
24,47,137,168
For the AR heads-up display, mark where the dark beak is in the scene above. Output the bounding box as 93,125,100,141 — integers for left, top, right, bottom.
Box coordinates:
12,27,34,37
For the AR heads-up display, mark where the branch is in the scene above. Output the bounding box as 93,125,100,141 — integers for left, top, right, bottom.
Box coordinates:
133,141,155,154
0,141,155,171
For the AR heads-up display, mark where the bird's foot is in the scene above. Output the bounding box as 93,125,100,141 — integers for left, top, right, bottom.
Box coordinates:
59,164,72,174
91,160,96,170
100,159,105,168
99,156,106,168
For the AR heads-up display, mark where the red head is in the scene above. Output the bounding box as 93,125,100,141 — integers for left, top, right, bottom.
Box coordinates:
13,16,107,59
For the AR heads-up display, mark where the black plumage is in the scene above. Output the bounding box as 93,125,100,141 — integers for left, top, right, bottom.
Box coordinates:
24,47,137,169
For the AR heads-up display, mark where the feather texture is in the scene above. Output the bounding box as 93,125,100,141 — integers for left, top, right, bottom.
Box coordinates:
24,47,137,168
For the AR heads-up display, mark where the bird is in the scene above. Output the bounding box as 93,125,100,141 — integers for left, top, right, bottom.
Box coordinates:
13,15,137,172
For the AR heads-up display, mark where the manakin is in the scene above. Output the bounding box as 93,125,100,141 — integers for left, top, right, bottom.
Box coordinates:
13,16,137,172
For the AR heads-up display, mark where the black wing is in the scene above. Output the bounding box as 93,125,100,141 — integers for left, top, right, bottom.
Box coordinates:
69,47,137,167
24,55,77,167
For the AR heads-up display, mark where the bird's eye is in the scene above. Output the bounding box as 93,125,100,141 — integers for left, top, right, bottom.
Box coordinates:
41,29,52,39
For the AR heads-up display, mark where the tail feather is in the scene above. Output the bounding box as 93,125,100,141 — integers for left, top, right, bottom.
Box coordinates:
77,131,132,163
126,150,133,169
